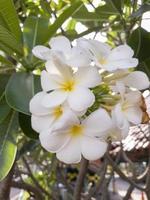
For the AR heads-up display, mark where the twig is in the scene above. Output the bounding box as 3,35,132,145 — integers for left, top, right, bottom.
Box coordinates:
22,157,50,196
73,158,89,200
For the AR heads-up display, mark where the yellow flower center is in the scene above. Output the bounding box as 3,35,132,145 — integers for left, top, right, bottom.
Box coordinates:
60,80,75,92
70,124,83,137
53,106,63,119
99,57,107,65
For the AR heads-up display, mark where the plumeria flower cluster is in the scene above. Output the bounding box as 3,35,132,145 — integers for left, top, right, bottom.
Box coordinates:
30,36,150,164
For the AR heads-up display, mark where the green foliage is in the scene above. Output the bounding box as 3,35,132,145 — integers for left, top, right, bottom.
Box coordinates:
0,111,18,181
0,0,22,43
5,73,41,115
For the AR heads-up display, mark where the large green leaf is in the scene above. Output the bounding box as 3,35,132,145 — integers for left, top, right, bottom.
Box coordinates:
128,27,150,77
23,16,50,55
0,0,22,43
128,28,150,62
47,1,83,38
5,73,41,115
0,25,23,57
0,111,18,181
19,113,38,139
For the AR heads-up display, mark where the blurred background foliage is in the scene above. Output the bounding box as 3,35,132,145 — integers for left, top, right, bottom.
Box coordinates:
0,0,150,199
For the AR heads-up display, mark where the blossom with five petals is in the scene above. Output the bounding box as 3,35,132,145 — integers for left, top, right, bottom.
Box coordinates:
77,39,138,71
40,55,101,111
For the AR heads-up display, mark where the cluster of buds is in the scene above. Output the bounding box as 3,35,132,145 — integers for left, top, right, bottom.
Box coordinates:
30,36,149,164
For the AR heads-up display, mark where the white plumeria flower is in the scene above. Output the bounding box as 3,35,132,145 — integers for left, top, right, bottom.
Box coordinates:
39,109,110,164
40,55,101,112
112,91,143,131
29,91,85,133
39,108,129,164
32,36,91,67
77,39,138,71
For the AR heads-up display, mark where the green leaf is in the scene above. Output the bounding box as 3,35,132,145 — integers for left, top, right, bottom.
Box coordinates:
128,27,150,62
23,16,50,55
0,25,23,57
128,27,150,77
19,113,39,139
0,111,18,181
0,0,22,43
73,5,102,21
48,1,83,38
0,95,11,124
5,73,41,115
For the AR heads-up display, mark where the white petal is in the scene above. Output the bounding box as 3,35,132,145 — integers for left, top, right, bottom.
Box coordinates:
83,108,113,136
42,90,68,108
122,71,150,90
81,136,107,160
124,106,143,124
78,39,111,60
68,87,95,111
74,67,101,88
41,70,61,91
108,45,134,60
125,91,141,104
31,114,55,133
53,110,80,131
111,103,126,129
104,58,138,71
56,137,81,164
39,129,70,153
67,46,91,68
47,55,73,80
30,92,52,115
49,36,71,55
32,45,51,60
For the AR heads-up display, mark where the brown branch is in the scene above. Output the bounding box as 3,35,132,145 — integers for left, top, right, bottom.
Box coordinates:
22,157,50,196
106,153,146,191
73,158,89,200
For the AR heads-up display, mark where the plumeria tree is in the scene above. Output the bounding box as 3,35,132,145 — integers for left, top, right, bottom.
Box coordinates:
0,0,150,200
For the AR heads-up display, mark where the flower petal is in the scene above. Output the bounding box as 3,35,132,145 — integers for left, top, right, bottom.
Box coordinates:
83,108,113,136
49,36,71,55
104,58,138,71
108,45,134,60
39,129,71,153
78,39,111,60
46,56,73,80
42,90,68,108
32,45,51,60
56,137,81,164
125,91,141,104
67,46,91,67
74,67,101,88
124,106,143,124
111,103,127,129
31,114,55,133
41,70,61,91
81,136,107,160
122,71,150,90
30,92,52,115
68,87,95,111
